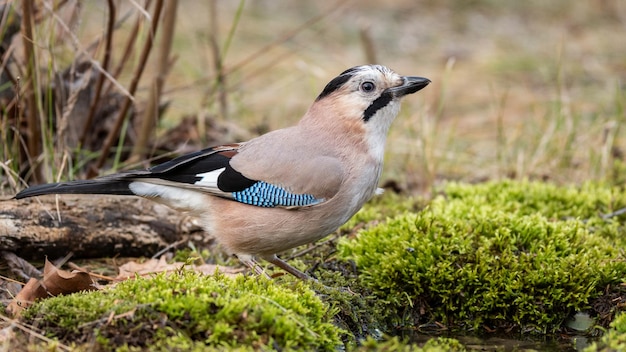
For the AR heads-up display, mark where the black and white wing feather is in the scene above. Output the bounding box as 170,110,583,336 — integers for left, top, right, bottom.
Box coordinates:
15,144,324,209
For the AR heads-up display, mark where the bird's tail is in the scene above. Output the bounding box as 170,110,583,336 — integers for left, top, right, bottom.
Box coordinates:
14,178,135,199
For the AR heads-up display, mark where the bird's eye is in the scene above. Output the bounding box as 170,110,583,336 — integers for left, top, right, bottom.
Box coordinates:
360,81,375,93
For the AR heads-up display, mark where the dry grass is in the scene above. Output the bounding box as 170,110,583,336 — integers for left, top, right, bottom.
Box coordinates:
1,0,625,193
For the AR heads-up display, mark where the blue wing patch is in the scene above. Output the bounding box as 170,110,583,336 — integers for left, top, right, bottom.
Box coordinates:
232,181,322,207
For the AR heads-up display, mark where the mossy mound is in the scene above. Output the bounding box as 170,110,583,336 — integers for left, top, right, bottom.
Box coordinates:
338,180,626,332
340,191,425,232
22,271,342,351
16,181,626,349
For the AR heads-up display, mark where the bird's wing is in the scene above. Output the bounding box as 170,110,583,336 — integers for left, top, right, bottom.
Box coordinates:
134,140,342,209
228,128,345,202
16,135,344,209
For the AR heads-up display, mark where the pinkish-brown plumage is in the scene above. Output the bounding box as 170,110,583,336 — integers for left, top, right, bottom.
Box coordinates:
15,65,430,280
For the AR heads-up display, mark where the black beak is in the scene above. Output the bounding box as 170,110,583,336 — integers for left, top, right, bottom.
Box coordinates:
388,76,431,97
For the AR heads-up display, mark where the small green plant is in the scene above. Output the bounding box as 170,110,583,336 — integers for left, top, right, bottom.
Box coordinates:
338,180,626,332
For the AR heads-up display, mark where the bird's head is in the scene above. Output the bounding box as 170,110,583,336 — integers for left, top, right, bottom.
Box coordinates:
303,65,430,154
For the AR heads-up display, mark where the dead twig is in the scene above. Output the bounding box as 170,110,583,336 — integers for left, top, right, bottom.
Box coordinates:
150,238,187,259
21,0,42,183
129,0,177,162
41,1,133,100
106,0,153,93
94,0,165,173
79,0,116,147
209,0,228,121
0,315,72,351
602,207,626,220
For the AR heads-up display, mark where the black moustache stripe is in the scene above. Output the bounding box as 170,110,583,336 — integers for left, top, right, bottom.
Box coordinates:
363,92,392,122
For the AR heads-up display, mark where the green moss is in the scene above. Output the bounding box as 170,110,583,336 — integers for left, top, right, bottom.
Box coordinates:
356,336,466,352
340,191,424,232
338,180,626,332
442,180,626,220
17,181,626,349
172,247,211,263
22,271,342,351
584,312,626,351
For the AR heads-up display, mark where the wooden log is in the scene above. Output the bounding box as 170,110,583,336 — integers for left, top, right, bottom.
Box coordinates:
0,195,206,259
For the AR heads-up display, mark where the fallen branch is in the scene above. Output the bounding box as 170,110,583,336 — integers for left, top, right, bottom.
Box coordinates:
0,195,206,259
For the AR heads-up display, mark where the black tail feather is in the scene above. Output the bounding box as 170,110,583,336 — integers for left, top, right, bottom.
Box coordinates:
14,179,134,199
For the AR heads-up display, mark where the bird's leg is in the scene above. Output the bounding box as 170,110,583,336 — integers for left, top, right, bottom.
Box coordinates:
249,255,357,294
236,254,271,279
264,255,357,294
238,253,317,282
263,254,317,281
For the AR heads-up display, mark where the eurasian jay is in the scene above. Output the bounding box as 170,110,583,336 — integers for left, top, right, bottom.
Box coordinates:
15,65,430,280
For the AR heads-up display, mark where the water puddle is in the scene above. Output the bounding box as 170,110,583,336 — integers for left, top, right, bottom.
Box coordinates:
404,332,594,351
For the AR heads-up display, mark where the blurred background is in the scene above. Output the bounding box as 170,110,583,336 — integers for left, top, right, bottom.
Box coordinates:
1,0,625,194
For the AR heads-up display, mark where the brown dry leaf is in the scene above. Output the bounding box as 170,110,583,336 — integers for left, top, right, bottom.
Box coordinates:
42,258,96,296
6,278,47,317
116,256,242,280
6,259,97,317
116,256,176,279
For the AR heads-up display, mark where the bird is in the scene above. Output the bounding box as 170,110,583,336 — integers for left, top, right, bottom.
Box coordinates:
14,65,430,280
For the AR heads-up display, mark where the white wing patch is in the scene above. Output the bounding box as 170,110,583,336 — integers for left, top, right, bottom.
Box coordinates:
194,168,225,188
129,181,208,212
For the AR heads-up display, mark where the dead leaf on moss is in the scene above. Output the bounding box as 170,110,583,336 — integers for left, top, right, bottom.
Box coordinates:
6,278,46,317
6,256,242,317
115,256,242,280
6,259,97,317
